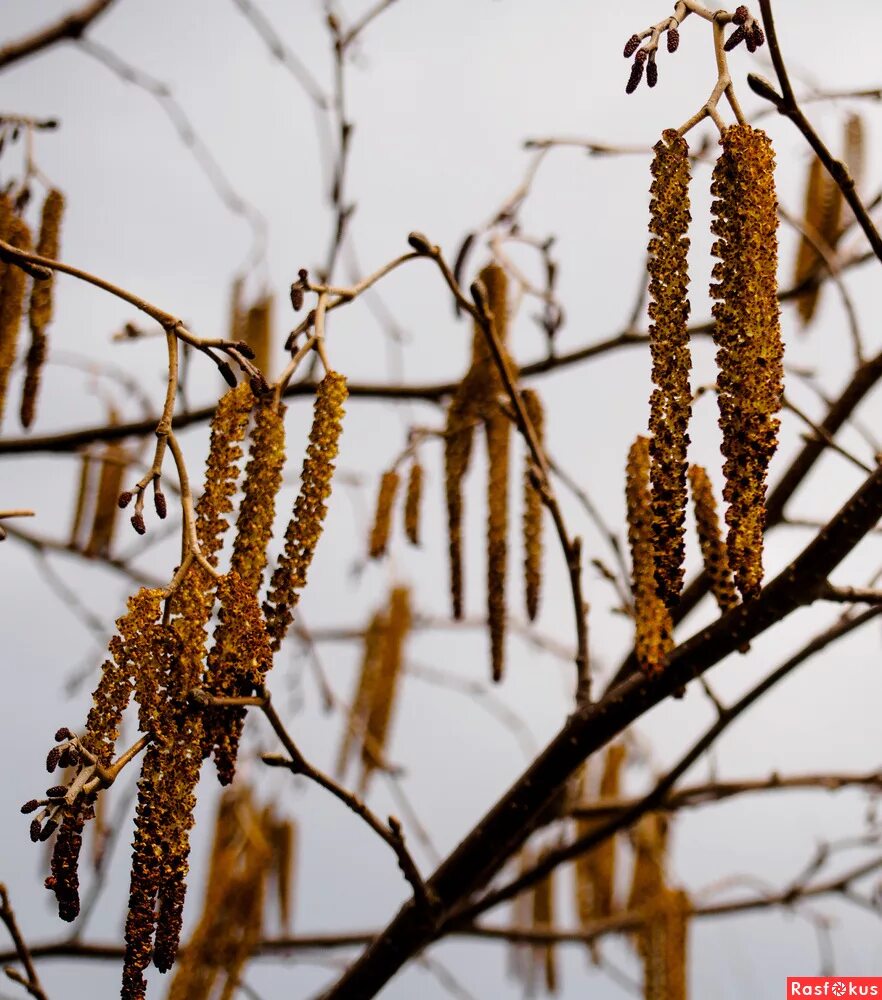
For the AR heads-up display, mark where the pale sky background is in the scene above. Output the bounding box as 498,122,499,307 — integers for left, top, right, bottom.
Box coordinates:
2,2,882,998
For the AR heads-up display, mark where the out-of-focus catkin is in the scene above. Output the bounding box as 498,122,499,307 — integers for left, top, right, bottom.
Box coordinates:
626,437,673,673
793,155,841,326
444,392,475,619
486,410,510,682
710,124,783,602
231,400,286,592
647,130,692,609
0,211,32,428
21,188,64,428
368,469,399,559
688,465,737,613
574,744,625,934
403,460,423,546
264,371,348,649
244,294,273,379
336,610,386,778
521,389,545,622
360,587,410,791
85,439,128,558
642,887,690,1000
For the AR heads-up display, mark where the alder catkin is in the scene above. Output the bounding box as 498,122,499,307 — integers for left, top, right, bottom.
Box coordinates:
360,587,410,791
245,294,273,379
0,212,32,427
486,411,510,682
688,465,738,613
403,460,423,546
84,442,127,557
444,392,476,618
368,469,400,559
647,129,692,609
336,610,387,778
642,887,690,1000
68,452,93,549
231,399,286,592
264,370,348,648
21,188,64,428
710,124,783,602
521,388,545,622
626,436,673,673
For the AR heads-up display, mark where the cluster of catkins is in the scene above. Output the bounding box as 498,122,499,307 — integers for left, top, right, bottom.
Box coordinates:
24,371,347,999
627,125,783,673
0,186,64,431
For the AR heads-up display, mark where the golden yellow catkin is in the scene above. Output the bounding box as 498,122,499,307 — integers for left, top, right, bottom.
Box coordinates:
269,814,296,931
21,188,64,428
368,468,400,559
793,153,842,326
360,587,410,791
626,812,668,915
0,213,32,427
844,113,865,194
403,460,423,546
648,130,692,609
245,294,273,379
196,382,254,561
84,441,127,557
521,389,545,621
444,391,476,618
575,744,626,933
203,571,274,786
264,371,348,649
231,399,286,592
68,452,93,549
336,610,387,778
626,437,673,673
688,465,738,613
710,124,783,602
642,887,690,1000
228,276,245,343
532,861,558,995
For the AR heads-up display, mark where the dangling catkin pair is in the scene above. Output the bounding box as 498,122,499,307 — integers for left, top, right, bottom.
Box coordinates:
629,124,783,672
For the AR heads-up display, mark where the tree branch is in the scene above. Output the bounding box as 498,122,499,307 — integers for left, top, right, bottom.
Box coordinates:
0,0,117,72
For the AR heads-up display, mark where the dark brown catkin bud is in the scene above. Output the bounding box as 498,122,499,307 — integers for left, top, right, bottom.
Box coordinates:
21,189,64,429
403,461,423,546
626,58,645,94
368,469,400,559
724,25,746,51
46,745,62,771
624,34,640,58
154,490,167,519
646,58,658,88
667,27,679,52
647,129,692,610
21,799,40,814
733,5,749,24
130,512,146,535
710,125,783,602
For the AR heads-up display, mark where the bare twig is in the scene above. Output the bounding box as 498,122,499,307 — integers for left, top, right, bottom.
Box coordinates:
0,885,48,1000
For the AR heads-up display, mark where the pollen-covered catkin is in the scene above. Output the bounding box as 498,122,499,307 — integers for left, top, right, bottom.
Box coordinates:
403,460,423,546
264,371,348,648
84,441,127,557
368,469,400,559
710,124,783,602
20,189,64,428
0,212,32,427
688,465,738,613
336,610,387,778
647,130,692,609
521,389,545,621
231,399,286,592
626,437,673,673
793,155,841,326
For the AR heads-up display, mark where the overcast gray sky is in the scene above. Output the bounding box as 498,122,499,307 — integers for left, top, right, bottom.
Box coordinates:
2,2,882,998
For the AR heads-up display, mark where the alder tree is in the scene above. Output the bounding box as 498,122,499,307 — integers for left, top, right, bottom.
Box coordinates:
1,1,882,998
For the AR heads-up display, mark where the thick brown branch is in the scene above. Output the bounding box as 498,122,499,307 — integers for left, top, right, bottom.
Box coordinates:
0,0,117,72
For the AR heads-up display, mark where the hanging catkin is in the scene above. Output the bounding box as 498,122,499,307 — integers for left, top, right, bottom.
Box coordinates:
84,441,128,557
360,587,410,791
647,129,692,609
688,465,737,613
336,610,387,778
0,211,32,428
21,188,64,428
368,469,400,558
231,399,286,593
403,460,423,545
264,371,348,649
245,294,273,379
521,389,545,621
710,124,783,602
444,392,476,618
626,436,673,673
